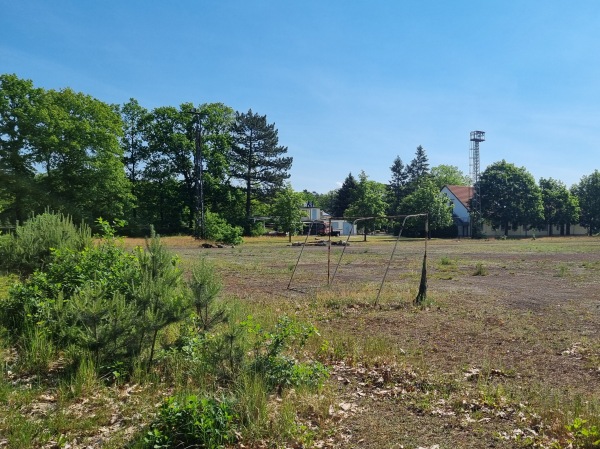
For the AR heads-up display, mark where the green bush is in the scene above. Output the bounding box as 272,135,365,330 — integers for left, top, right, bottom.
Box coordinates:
246,315,329,391
0,211,91,275
204,211,243,245
0,225,191,375
144,395,237,449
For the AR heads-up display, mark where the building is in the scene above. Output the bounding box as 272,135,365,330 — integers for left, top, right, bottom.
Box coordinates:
300,203,357,236
441,185,587,237
441,185,473,237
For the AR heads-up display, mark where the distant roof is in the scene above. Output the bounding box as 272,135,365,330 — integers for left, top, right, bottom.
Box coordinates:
444,185,473,209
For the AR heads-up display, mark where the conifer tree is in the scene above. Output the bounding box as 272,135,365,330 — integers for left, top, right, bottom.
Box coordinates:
230,109,292,235
331,173,359,218
407,145,430,186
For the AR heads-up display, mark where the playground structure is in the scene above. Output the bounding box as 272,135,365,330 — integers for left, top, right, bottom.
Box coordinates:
287,214,429,305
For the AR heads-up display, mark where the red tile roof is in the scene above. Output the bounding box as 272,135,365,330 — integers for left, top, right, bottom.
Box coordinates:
445,185,473,209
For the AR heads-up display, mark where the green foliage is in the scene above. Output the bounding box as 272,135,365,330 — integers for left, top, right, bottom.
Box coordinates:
246,315,329,391
0,211,91,275
133,228,191,369
574,170,600,235
567,417,600,448
539,177,580,235
345,171,389,240
204,210,243,245
477,160,544,236
473,262,488,276
2,233,139,338
332,172,359,217
406,145,430,185
145,394,237,449
189,258,226,332
230,109,293,235
430,164,471,189
399,177,453,235
0,220,192,376
271,183,304,242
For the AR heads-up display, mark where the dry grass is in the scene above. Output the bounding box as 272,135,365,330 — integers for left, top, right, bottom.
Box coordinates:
2,235,599,448
165,235,600,448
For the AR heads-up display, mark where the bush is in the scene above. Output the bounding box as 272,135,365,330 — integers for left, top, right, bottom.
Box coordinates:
204,211,243,245
246,315,329,391
144,395,237,449
0,211,91,275
0,225,191,375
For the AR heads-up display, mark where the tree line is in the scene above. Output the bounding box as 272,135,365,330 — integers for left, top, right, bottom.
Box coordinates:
2,73,599,239
0,74,291,239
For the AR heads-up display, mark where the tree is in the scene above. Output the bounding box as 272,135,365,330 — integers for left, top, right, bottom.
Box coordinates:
331,173,358,217
33,87,132,224
345,171,388,241
0,74,43,222
406,145,430,186
430,164,471,189
399,177,453,236
144,105,195,230
120,98,150,222
230,109,292,235
120,98,150,186
388,155,409,215
539,178,579,235
573,170,600,235
271,183,304,242
476,160,544,236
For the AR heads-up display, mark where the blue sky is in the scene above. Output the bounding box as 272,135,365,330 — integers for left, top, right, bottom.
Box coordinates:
2,1,599,193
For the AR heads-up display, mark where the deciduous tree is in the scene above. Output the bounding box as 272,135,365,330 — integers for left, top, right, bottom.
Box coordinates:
0,74,44,222
430,164,471,189
345,171,388,241
271,183,304,242
573,170,600,235
539,178,579,235
476,160,544,236
399,177,453,236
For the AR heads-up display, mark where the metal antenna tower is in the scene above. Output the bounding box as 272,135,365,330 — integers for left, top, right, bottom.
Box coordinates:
469,130,485,236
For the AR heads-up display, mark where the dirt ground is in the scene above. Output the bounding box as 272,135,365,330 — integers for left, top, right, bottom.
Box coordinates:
165,235,600,449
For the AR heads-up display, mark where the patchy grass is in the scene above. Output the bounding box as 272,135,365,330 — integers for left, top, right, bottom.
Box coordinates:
1,235,600,448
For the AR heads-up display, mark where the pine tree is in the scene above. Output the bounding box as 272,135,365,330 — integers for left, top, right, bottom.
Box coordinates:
407,145,430,186
331,173,358,217
230,110,292,235
388,156,409,214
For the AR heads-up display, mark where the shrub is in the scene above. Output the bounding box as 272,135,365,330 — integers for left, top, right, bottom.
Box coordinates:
204,211,243,245
0,211,91,275
246,315,329,391
144,395,237,449
189,258,226,333
0,225,192,376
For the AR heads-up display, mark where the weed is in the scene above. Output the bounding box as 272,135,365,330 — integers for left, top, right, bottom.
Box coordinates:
144,394,236,449
439,256,453,266
473,262,488,276
19,325,55,375
556,263,569,277
567,417,600,448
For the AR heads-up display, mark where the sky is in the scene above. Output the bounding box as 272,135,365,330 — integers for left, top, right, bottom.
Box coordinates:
2,1,600,193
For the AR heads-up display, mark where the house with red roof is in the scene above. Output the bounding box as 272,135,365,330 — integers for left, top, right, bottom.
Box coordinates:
441,185,587,237
441,185,473,237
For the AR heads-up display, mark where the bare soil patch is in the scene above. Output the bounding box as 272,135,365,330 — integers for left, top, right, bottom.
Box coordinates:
163,235,600,448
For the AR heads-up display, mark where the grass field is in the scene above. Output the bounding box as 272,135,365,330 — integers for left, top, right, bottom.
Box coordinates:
2,234,600,448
